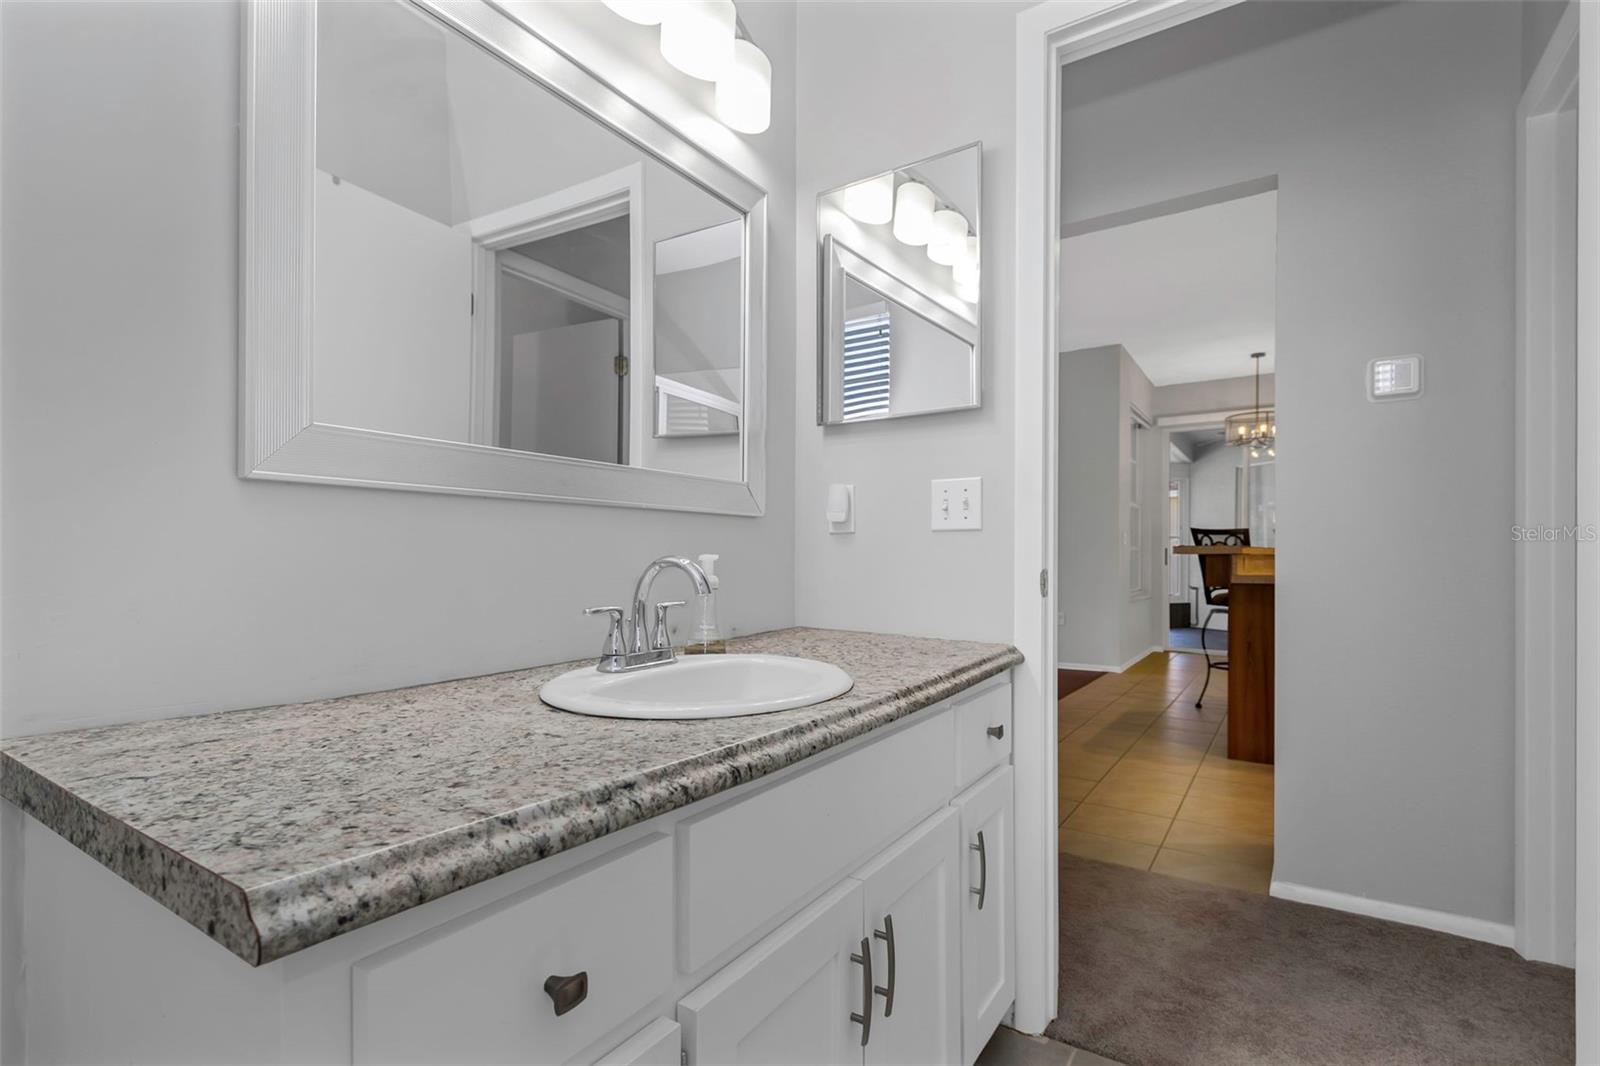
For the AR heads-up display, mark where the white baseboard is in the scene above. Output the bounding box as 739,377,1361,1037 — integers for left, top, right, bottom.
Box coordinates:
1058,647,1163,674
1269,880,1516,949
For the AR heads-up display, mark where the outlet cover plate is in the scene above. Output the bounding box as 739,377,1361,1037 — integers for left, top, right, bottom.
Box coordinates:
931,477,982,531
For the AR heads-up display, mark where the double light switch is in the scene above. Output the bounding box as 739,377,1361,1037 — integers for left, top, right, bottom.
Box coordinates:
931,477,982,531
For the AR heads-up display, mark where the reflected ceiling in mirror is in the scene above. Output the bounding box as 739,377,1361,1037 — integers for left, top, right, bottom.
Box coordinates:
817,143,981,425
312,0,746,482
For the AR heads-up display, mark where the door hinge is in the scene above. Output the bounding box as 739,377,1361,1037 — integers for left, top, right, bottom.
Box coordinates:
681,1051,688,1066
614,354,630,377
1039,569,1049,597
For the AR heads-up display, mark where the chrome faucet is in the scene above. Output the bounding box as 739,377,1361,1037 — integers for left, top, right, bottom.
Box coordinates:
584,556,711,672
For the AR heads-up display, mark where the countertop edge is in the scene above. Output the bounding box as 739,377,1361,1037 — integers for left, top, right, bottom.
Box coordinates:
0,751,263,964
244,644,1021,964
5,639,1023,966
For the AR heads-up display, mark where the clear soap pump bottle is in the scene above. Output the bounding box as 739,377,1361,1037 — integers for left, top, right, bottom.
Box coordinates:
685,553,726,654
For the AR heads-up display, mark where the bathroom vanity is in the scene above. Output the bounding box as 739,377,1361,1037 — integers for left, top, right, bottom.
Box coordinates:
1,628,1019,1065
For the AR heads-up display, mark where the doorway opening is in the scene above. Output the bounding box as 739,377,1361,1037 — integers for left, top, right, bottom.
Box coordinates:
1055,184,1279,896
1020,1,1591,1062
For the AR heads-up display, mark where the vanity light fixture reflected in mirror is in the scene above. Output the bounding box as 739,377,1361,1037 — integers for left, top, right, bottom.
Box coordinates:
893,181,936,246
841,173,895,225
660,0,736,81
599,0,773,135
927,208,968,266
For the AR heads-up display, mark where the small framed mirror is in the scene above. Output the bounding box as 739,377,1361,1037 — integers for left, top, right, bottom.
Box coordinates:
817,143,981,425
241,0,767,515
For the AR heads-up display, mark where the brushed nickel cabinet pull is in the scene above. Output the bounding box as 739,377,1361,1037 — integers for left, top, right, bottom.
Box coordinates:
969,830,988,910
543,971,588,1016
850,935,873,1046
873,913,896,1017
987,724,1004,740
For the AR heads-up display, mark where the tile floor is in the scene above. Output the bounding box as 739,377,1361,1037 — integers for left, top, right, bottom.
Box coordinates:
976,1026,1124,1066
1058,650,1275,893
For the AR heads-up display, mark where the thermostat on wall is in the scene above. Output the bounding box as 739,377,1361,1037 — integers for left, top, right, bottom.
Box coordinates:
1368,355,1423,401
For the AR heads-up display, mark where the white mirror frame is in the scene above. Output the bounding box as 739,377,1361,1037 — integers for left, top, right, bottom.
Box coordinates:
240,0,768,515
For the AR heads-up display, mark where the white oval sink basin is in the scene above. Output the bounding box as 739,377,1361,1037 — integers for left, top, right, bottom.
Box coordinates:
539,654,854,720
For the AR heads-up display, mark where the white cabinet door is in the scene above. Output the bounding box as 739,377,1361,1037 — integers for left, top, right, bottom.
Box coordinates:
851,807,962,1066
953,767,1014,1066
679,879,867,1066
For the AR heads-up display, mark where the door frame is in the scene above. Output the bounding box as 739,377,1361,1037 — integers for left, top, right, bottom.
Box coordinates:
1009,0,1246,1033
464,165,643,449
1576,6,1599,1059
1015,0,1598,1050
1515,0,1579,969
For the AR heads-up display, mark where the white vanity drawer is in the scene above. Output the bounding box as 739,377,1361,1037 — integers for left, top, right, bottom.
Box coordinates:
676,706,955,973
953,679,1012,792
352,834,674,1066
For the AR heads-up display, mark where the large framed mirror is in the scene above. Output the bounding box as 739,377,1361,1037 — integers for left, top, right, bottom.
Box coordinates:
817,143,981,425
241,0,767,514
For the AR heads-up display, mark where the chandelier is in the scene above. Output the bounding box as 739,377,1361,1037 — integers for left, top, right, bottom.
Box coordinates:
1225,351,1276,458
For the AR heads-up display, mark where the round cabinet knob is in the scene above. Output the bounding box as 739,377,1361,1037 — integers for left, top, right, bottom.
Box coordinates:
986,724,1004,740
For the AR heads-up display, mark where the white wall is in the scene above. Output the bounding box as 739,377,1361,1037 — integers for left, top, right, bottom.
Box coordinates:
793,0,1030,641
314,171,474,441
884,304,973,418
1061,1,1522,927
0,0,798,730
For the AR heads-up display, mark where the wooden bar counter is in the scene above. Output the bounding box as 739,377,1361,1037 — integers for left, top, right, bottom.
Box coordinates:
1173,545,1275,763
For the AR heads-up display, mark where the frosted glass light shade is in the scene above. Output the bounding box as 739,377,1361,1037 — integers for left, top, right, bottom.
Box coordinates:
660,0,736,81
715,39,771,133
927,209,968,265
953,236,980,286
840,174,894,225
892,182,935,246
602,0,666,24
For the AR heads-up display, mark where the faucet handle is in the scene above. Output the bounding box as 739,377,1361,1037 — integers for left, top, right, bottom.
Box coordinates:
652,601,688,651
584,606,626,658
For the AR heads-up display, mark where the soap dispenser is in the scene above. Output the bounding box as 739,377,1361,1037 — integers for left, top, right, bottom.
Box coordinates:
685,553,727,654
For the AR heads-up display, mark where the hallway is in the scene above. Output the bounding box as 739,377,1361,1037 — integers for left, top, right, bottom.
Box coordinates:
1058,651,1274,893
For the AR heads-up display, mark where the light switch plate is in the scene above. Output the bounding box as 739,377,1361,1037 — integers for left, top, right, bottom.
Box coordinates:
826,483,855,534
931,477,982,531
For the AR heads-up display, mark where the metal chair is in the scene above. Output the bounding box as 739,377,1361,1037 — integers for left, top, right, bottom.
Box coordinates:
1191,527,1250,708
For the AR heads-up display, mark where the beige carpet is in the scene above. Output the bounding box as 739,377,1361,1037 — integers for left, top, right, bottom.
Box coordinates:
1048,855,1574,1066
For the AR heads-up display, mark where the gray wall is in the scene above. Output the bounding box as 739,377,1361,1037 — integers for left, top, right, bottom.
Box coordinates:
0,0,798,735
1153,372,1276,420
1062,1,1521,925
1521,0,1574,88
1056,346,1164,670
1118,351,1164,667
1188,442,1243,532
1057,349,1122,669
792,1,1030,642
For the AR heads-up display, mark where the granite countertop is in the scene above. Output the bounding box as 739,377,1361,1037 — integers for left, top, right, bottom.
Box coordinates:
0,627,1020,966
